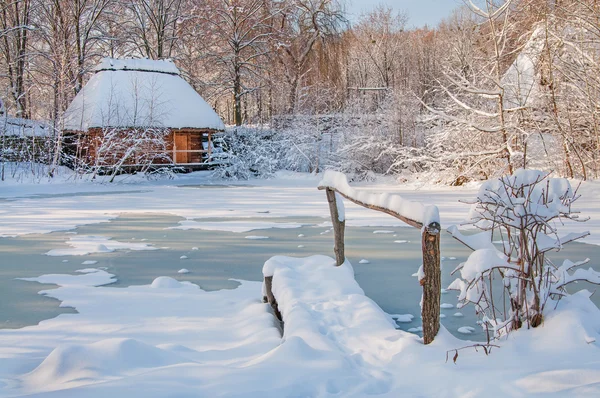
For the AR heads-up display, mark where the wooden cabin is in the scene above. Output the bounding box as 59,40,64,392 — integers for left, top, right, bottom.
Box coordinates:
62,58,225,169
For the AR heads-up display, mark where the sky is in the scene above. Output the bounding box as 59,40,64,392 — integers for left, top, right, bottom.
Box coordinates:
346,0,466,28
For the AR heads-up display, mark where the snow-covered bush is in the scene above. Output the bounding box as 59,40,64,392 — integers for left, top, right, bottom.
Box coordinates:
334,92,424,180
275,114,339,174
448,169,596,340
212,127,281,180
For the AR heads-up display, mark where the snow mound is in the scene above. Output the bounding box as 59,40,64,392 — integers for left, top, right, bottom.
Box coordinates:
24,338,185,390
515,369,600,394
373,230,395,234
262,255,417,378
359,259,370,264
178,269,190,274
458,326,476,334
245,235,269,240
150,276,185,289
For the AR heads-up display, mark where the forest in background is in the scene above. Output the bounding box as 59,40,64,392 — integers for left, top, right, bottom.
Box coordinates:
1,0,599,183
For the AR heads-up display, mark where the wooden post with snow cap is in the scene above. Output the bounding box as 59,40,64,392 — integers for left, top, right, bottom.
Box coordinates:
421,221,441,345
325,188,346,266
318,170,442,344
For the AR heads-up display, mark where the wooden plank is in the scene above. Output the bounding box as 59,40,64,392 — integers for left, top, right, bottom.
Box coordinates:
318,186,423,229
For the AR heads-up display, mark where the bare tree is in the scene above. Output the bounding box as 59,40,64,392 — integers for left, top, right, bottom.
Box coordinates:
122,0,183,59
273,0,346,113
0,0,33,117
194,0,273,126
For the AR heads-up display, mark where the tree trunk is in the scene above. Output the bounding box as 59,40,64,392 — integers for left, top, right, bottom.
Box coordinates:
233,61,242,126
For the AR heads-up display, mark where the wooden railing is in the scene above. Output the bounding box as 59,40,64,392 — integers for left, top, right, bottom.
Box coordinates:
316,181,441,345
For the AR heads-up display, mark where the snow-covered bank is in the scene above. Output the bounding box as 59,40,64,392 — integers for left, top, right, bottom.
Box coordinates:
1,258,600,397
1,171,599,245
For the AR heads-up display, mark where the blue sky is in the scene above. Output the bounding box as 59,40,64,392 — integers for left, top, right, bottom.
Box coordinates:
346,0,465,27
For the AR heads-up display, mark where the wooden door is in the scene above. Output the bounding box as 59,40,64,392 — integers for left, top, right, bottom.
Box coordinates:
174,133,188,164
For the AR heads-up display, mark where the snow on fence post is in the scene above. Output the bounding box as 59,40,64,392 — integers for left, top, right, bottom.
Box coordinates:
318,170,441,344
325,188,346,266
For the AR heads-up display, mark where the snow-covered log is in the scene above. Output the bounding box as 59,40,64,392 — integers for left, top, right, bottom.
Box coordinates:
262,255,400,345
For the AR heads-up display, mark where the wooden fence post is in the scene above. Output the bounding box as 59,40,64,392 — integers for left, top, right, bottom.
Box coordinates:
264,276,282,322
421,221,441,345
325,188,345,266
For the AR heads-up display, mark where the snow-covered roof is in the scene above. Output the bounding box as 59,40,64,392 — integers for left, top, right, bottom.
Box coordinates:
93,58,181,75
0,117,51,137
63,58,225,131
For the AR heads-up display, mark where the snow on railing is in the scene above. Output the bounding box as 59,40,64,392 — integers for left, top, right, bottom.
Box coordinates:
317,170,440,229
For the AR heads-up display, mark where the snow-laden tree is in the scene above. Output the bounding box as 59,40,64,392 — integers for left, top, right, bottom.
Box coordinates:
212,126,281,179
533,0,600,180
448,169,596,341
422,0,537,184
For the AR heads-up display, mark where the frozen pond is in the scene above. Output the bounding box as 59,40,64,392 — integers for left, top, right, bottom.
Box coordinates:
1,212,598,341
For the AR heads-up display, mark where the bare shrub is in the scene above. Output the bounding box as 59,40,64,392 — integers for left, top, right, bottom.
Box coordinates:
449,169,597,341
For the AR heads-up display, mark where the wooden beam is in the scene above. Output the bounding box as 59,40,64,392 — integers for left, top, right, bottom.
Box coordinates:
318,186,423,229
264,276,282,322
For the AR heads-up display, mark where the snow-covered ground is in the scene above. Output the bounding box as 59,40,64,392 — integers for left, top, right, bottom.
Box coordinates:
1,171,600,397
